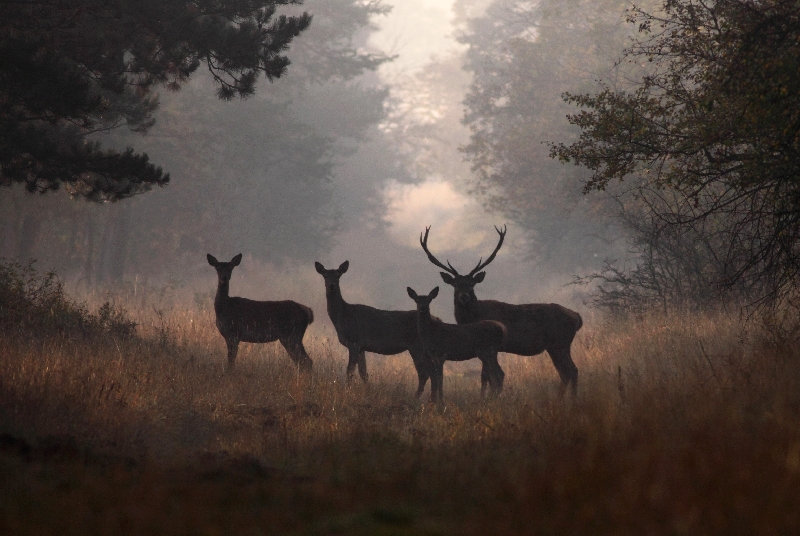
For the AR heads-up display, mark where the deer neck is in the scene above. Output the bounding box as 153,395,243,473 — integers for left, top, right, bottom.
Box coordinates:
214,278,230,309
453,293,479,324
415,306,434,343
325,283,347,322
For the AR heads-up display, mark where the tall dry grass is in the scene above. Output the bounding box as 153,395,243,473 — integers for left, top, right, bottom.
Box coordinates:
1,282,800,534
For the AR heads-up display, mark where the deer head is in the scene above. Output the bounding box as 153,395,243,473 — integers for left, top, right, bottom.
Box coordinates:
314,260,349,294
407,286,439,312
419,225,506,307
207,253,242,285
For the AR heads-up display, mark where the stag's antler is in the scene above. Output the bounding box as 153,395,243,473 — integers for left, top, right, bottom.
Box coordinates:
467,225,507,276
420,226,460,275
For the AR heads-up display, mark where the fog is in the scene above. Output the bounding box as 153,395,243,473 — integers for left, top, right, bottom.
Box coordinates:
0,0,634,333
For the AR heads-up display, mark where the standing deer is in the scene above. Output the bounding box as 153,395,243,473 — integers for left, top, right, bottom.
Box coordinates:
314,261,433,396
407,287,506,403
207,253,314,373
420,226,583,395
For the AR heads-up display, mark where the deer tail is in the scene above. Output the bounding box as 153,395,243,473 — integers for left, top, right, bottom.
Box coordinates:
491,320,508,344
574,312,583,332
302,304,314,325
500,322,509,345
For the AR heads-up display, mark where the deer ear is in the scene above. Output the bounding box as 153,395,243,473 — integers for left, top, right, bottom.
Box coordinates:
473,271,486,283
207,254,218,267
339,260,349,273
314,262,325,274
430,286,439,299
407,287,418,299
440,272,455,285
231,253,242,266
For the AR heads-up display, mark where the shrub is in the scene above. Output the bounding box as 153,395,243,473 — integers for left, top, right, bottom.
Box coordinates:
0,259,136,338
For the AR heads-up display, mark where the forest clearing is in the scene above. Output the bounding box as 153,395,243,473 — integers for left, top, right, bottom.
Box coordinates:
2,264,800,535
3,0,800,533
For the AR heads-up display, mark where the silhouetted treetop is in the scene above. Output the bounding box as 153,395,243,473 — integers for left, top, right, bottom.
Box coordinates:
0,0,311,201
553,0,800,307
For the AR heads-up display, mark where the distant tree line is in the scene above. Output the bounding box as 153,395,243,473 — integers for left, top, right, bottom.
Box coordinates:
0,0,395,285
457,0,642,277
0,0,312,201
553,0,800,310
460,0,800,312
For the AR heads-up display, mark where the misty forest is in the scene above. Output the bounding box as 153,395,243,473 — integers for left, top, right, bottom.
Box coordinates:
2,0,800,533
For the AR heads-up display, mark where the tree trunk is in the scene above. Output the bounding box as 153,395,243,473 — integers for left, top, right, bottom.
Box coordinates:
17,211,43,263
107,204,129,283
82,212,95,287
0,192,19,259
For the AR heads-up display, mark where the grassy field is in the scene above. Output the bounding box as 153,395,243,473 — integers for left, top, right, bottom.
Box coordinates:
2,276,800,534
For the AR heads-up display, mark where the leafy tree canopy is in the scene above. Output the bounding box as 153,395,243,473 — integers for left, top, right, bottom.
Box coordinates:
458,0,638,272
0,0,311,201
552,0,800,305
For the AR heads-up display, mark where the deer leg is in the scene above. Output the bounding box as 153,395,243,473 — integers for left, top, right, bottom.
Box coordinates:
491,358,505,397
416,366,430,399
481,354,504,398
548,346,578,396
409,350,429,398
430,362,444,404
225,338,239,372
437,364,445,404
345,347,359,385
280,335,313,374
356,350,368,383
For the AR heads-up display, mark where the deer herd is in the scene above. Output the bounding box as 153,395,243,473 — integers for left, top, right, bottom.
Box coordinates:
207,226,583,403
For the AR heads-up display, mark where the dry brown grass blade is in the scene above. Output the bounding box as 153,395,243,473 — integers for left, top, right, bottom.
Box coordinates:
1,297,800,534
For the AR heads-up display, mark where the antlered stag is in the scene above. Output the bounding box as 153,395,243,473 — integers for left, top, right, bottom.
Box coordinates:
407,287,506,403
420,226,583,394
207,254,314,372
315,261,432,396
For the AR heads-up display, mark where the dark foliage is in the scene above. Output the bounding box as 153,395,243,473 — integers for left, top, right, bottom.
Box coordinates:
0,0,394,281
574,188,740,314
457,0,636,271
0,0,311,201
0,259,135,338
553,0,800,308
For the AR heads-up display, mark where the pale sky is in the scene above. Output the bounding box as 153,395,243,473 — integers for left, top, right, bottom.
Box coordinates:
317,0,585,315
368,0,465,75
364,0,504,254
383,178,488,251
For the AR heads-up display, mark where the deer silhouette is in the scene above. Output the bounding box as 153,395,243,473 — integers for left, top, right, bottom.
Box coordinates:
407,286,506,403
207,253,313,372
315,261,433,396
420,226,583,395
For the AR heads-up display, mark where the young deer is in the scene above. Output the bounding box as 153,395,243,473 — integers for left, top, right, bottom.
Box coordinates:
315,261,432,396
420,226,583,395
207,254,314,372
407,286,507,404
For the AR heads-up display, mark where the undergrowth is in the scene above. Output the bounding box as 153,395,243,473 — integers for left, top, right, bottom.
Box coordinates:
1,263,800,534
0,259,136,339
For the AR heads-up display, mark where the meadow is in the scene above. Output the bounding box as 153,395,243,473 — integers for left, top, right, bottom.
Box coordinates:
1,263,800,534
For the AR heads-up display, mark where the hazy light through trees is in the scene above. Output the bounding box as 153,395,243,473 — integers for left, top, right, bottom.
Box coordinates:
1,0,636,325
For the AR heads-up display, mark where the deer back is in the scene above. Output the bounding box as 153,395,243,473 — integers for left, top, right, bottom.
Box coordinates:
462,299,581,355
216,297,312,344
332,303,420,354
423,317,506,362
